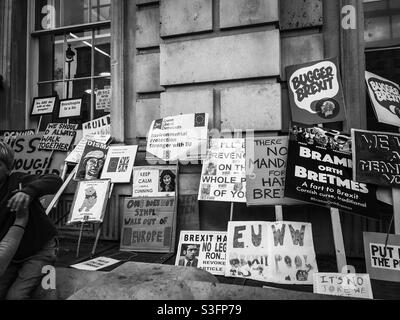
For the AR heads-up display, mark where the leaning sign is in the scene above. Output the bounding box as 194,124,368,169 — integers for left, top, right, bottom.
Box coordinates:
365,71,400,128
226,221,318,285
284,125,377,218
352,129,400,187
38,123,78,152
286,58,346,125
363,232,400,283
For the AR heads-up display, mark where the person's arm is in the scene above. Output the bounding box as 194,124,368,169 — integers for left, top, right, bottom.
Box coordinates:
0,209,29,276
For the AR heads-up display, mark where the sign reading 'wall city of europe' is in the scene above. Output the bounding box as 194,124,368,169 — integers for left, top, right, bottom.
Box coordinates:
198,138,246,203
286,58,346,125
226,221,318,285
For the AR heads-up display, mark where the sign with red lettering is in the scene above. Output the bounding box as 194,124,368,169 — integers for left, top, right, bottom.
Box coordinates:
120,197,177,253
352,129,400,187
363,232,400,283
365,71,400,127
175,231,227,275
284,124,377,217
286,58,346,125
226,221,318,285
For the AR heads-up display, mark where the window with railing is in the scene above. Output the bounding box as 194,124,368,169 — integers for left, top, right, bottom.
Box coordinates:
32,0,111,130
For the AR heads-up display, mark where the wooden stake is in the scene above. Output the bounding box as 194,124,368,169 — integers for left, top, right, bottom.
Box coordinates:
37,116,42,134
76,222,85,258
275,205,283,221
330,207,347,272
229,202,234,221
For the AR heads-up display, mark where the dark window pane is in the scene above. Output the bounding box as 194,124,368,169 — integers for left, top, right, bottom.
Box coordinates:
66,31,92,79
94,28,110,77
35,0,61,30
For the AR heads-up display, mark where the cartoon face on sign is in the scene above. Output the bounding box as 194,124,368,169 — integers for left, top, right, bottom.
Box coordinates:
289,61,340,117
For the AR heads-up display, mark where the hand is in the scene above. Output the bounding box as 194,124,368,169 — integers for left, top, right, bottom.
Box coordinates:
14,207,29,227
7,192,32,213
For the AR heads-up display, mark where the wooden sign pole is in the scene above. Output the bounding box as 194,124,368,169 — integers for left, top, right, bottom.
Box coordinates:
275,205,283,221
36,116,43,134
76,222,85,258
229,202,234,221
330,207,347,272
90,183,114,258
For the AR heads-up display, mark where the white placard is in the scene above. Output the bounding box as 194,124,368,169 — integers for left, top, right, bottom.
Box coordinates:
101,145,138,183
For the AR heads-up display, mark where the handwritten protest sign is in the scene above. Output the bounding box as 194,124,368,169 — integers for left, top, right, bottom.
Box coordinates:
71,257,120,271
59,98,82,119
65,134,110,164
31,96,57,116
313,273,373,299
198,139,246,203
365,71,400,127
146,113,209,162
83,115,111,137
38,123,78,152
120,197,177,253
67,179,111,224
0,130,35,144
363,232,400,283
175,231,227,276
6,134,62,175
246,136,300,206
75,140,109,181
132,166,177,198
95,88,111,112
286,58,346,125
101,145,138,183
352,129,400,187
226,221,318,284
284,124,377,217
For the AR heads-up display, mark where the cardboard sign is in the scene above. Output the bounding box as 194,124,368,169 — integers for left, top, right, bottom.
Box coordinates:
175,231,227,276
284,125,377,217
313,273,373,299
352,129,400,187
132,166,177,198
146,113,209,162
83,115,111,137
59,98,82,119
246,136,300,206
0,130,35,144
226,221,318,285
74,140,109,181
31,96,57,116
71,257,120,271
198,139,246,203
363,232,400,283
95,88,111,112
120,197,177,253
6,134,62,175
65,134,110,164
286,58,346,125
365,71,400,127
67,179,111,224
38,123,78,152
101,145,138,183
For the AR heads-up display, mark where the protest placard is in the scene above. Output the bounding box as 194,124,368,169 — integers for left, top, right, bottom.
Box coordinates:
101,145,138,183
38,123,78,152
286,58,346,125
365,71,400,128
146,113,209,162
71,257,120,271
313,273,373,299
6,134,62,176
31,96,57,116
177,194,200,232
352,129,400,187
67,179,111,224
284,124,377,217
363,232,400,283
132,166,177,198
95,88,111,112
65,134,110,164
198,138,246,203
0,129,35,144
74,140,109,181
246,136,301,206
226,221,318,284
58,98,82,119
120,197,177,253
175,231,227,276
83,115,111,137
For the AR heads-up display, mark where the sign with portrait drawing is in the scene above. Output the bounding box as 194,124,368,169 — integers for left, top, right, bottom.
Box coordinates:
101,145,138,184
132,166,178,198
74,140,109,181
67,179,111,224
